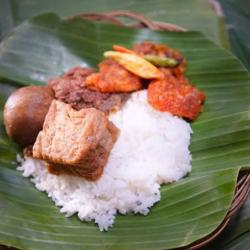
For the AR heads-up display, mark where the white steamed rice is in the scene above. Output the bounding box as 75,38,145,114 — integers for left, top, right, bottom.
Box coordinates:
17,90,192,231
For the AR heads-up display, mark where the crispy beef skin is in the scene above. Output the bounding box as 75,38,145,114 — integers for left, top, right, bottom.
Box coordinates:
33,100,119,181
49,67,129,113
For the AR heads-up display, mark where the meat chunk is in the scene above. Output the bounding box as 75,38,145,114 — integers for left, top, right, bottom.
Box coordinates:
148,70,205,120
49,67,129,113
85,59,142,93
33,100,119,181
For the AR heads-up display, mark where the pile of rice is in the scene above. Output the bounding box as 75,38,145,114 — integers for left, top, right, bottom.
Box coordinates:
18,90,192,231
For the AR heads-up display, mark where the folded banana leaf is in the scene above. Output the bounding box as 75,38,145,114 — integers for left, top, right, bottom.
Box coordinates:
0,14,250,250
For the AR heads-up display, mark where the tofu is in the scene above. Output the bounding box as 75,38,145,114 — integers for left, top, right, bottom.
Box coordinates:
33,100,118,181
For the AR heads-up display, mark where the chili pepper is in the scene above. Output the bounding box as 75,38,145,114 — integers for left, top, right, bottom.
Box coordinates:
113,45,135,54
144,55,179,67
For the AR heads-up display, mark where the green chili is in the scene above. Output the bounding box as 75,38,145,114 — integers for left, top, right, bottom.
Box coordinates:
144,55,179,67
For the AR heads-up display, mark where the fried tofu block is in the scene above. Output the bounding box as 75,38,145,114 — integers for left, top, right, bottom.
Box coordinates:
33,100,119,181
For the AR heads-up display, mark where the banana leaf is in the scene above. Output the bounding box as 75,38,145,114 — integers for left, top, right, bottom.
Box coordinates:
0,0,226,46
0,14,250,250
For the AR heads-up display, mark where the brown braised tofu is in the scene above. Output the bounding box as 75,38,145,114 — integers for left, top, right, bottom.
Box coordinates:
33,100,119,181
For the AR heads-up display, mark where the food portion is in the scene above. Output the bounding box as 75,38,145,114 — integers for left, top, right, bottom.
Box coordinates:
85,59,142,92
49,66,130,113
33,100,118,181
3,86,54,147
19,91,192,231
148,68,205,120
3,40,206,230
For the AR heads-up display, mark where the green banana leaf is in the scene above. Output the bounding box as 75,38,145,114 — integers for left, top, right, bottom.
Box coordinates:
0,13,250,250
0,0,226,46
